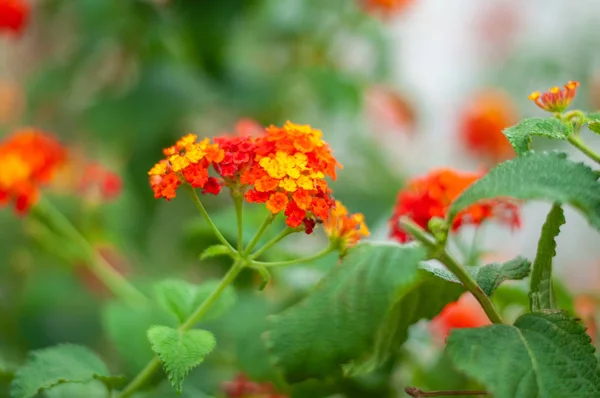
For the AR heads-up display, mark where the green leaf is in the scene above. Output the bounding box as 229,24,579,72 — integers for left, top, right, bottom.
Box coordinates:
199,244,230,261
447,311,600,398
589,121,600,135
10,344,121,398
586,111,600,122
476,256,531,296
147,325,216,393
530,204,565,311
264,242,463,382
502,118,571,155
44,380,108,398
153,279,237,325
447,151,600,232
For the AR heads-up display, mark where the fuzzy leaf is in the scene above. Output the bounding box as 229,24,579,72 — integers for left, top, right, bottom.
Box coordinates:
264,242,463,382
476,256,531,296
530,204,565,311
447,311,600,398
199,244,230,261
147,326,216,393
154,279,237,325
448,152,600,232
44,380,108,398
502,118,570,155
586,111,600,122
10,344,121,398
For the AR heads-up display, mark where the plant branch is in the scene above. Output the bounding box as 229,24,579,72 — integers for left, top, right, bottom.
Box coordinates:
232,192,244,252
33,197,147,307
405,387,488,397
244,213,276,255
185,185,236,254
401,218,504,324
568,134,600,165
249,226,298,260
118,260,245,397
252,244,335,268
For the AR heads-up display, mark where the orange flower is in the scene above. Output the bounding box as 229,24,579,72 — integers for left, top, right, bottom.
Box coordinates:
0,0,29,35
361,0,413,16
222,373,288,398
459,89,517,162
529,81,579,113
241,121,339,232
430,293,491,342
323,200,369,256
0,128,66,214
389,169,520,242
148,134,225,200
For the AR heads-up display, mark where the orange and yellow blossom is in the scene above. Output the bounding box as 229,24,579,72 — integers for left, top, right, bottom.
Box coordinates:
529,81,579,113
323,201,369,255
389,169,520,242
241,121,339,231
0,128,66,214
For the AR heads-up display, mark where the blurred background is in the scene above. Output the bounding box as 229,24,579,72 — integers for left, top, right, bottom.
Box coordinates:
2,0,600,397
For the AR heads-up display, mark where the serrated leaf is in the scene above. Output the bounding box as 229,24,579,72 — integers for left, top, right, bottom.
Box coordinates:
586,111,600,122
448,151,600,232
502,118,570,155
199,244,230,260
476,256,531,296
10,344,120,398
589,121,600,135
530,204,565,311
102,302,178,374
147,326,216,393
264,242,463,382
447,311,600,398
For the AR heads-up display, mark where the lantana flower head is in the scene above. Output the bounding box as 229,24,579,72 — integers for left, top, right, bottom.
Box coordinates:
0,0,29,35
323,200,370,256
529,81,579,113
241,121,340,230
148,134,225,200
389,168,520,242
0,128,66,214
459,89,517,162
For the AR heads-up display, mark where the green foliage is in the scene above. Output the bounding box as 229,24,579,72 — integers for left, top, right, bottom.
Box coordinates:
530,204,565,311
10,344,122,398
476,257,531,296
448,151,600,232
502,118,571,155
154,279,237,324
419,257,530,297
447,311,600,398
147,326,216,393
264,242,463,383
102,302,178,374
589,121,600,135
199,245,231,261
44,380,108,398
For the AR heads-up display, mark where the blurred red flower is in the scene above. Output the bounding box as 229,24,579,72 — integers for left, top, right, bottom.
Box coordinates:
222,373,287,398
78,163,123,203
366,86,417,134
575,295,598,346
0,128,66,214
458,89,517,163
430,293,491,341
0,0,30,35
361,0,413,17
389,168,520,242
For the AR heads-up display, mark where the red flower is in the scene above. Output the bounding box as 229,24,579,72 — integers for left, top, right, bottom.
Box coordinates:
458,89,517,162
79,163,122,203
430,293,491,341
0,0,30,35
361,0,413,17
529,81,579,113
323,200,369,257
389,169,520,242
0,128,66,214
222,374,287,398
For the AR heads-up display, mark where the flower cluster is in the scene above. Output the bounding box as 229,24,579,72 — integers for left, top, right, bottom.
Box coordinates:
222,373,287,398
459,89,517,162
323,200,370,255
149,121,345,234
0,128,66,214
389,169,520,242
242,121,339,229
0,0,29,35
529,81,579,113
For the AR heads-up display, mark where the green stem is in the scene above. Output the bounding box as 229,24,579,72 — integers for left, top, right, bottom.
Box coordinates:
232,193,244,252
252,244,335,268
33,197,146,306
249,227,297,260
401,219,504,324
118,260,245,398
405,387,488,397
185,185,236,254
243,214,275,255
568,134,600,165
